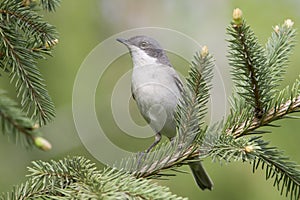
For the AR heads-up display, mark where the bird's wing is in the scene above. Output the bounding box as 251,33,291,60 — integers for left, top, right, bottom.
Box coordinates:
131,84,136,100
172,70,184,94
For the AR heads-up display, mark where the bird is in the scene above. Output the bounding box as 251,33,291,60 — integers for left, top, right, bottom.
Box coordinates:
117,35,213,190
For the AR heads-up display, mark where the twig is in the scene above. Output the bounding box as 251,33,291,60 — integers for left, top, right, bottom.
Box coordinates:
227,95,300,137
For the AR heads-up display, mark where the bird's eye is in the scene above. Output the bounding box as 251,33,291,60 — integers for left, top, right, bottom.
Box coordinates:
139,41,148,49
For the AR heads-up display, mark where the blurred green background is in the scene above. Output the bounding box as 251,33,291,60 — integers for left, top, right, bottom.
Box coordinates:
1,0,300,199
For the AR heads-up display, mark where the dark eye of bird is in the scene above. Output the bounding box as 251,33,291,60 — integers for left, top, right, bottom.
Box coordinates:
139,41,148,49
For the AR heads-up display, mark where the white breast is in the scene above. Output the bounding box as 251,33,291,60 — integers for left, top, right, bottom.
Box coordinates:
131,63,182,138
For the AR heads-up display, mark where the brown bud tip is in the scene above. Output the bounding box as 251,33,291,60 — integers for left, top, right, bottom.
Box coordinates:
34,137,52,151
201,46,209,57
284,19,294,28
232,8,243,25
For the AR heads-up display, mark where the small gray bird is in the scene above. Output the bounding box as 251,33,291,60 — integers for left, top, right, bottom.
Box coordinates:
117,35,213,190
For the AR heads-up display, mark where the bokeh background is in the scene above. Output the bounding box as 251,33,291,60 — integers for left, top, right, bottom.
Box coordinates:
1,0,300,199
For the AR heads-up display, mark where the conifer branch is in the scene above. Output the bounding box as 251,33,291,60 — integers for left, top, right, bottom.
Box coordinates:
201,133,300,200
223,9,300,199
250,138,300,200
39,0,61,12
0,25,55,125
119,139,197,179
0,1,58,44
176,46,213,141
0,0,58,125
266,19,296,87
0,91,51,150
228,13,270,117
226,9,298,138
227,93,300,137
0,156,187,200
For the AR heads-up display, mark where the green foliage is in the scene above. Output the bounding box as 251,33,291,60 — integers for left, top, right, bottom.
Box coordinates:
0,156,186,200
39,0,61,12
176,47,214,141
201,132,251,163
222,10,300,199
203,132,300,199
0,0,58,126
251,138,300,199
1,7,300,200
265,22,296,88
227,15,296,119
0,0,59,149
227,19,270,117
226,16,298,137
0,90,52,150
0,90,37,148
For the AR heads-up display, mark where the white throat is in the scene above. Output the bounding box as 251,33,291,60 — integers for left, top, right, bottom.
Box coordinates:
129,45,158,67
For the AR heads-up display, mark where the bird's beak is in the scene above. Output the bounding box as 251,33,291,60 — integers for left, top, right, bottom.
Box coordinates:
116,38,130,46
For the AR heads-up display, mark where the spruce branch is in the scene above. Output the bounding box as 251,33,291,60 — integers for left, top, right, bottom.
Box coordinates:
227,86,300,138
266,19,297,88
0,24,55,125
201,133,300,200
20,0,60,12
0,156,187,200
39,0,61,12
200,130,251,163
0,1,58,45
250,138,300,200
0,0,58,125
223,9,300,199
118,138,197,179
226,9,299,137
228,11,271,117
176,46,213,142
187,47,213,123
0,91,51,150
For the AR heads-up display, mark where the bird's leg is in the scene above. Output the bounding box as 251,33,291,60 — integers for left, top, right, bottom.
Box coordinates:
145,132,162,153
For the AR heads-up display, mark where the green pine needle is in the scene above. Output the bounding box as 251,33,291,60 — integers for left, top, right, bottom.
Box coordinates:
0,156,187,200
227,19,272,117
251,138,300,200
0,0,58,125
225,11,300,198
226,77,300,138
40,0,61,12
201,132,253,163
265,20,297,90
0,90,52,150
202,132,300,200
176,46,214,142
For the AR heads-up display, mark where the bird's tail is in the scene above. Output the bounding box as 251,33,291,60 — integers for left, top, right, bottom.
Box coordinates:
189,161,213,190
